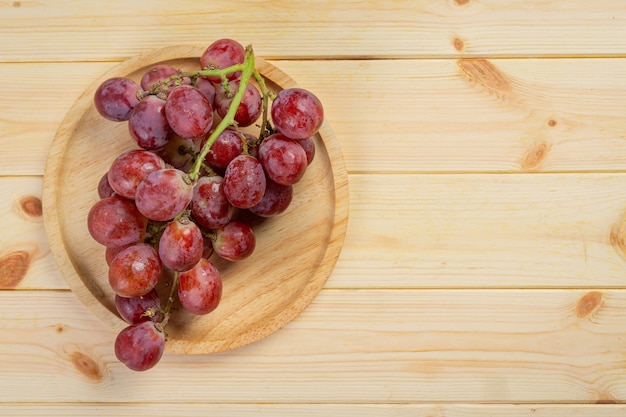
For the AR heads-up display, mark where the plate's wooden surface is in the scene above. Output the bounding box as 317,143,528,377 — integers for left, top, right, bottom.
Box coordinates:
42,45,349,354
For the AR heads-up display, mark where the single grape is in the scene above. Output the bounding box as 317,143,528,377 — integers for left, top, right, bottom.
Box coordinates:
213,220,256,261
107,150,165,200
178,258,222,315
248,179,293,217
202,234,214,259
115,321,165,372
98,172,116,199
271,88,324,140
109,243,162,298
195,77,216,108
165,85,213,139
223,155,266,209
200,38,245,83
135,168,194,221
203,128,244,169
158,218,204,272
258,133,308,185
214,80,262,127
94,77,141,122
191,175,234,230
105,243,132,266
128,95,171,150
140,64,179,91
88,196,147,247
115,288,162,324
155,133,202,172
298,136,316,165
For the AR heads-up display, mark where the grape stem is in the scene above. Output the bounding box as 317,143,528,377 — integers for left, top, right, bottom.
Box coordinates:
188,45,257,182
160,270,180,329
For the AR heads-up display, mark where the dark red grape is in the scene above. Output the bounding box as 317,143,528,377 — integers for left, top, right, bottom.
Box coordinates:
271,88,324,140
98,172,116,199
88,196,147,247
140,64,179,91
165,85,213,139
115,321,165,371
195,77,216,108
200,38,245,82
107,150,165,200
191,175,234,230
213,220,256,261
135,168,194,221
258,133,308,185
178,258,222,315
298,136,316,165
105,243,132,266
204,128,244,169
108,243,162,298
94,77,141,122
158,218,203,272
128,95,171,150
248,179,293,217
215,80,262,127
223,155,266,209
115,289,162,324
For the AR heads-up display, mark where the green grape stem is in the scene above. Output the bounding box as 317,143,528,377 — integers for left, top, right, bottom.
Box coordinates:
188,45,257,182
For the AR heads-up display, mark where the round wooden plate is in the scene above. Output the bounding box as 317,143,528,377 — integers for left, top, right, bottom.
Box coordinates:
42,45,349,354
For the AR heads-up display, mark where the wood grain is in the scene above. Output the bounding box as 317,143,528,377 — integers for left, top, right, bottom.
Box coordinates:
2,1,626,413
5,58,626,176
0,290,624,403
0,404,624,417
2,1,626,61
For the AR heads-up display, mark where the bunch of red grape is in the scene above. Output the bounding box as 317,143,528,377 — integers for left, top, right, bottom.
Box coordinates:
87,39,324,371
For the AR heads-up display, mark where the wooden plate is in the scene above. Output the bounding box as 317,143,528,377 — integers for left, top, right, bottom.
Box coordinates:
42,45,349,354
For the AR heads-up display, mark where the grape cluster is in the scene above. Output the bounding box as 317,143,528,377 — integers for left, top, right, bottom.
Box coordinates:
87,39,324,371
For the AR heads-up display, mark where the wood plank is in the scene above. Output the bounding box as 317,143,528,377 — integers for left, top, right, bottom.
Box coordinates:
4,58,626,176
0,289,624,403
1,1,626,61
7,172,626,290
0,403,624,417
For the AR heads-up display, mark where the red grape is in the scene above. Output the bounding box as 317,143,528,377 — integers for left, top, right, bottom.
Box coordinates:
115,288,162,324
115,321,165,371
98,172,116,199
155,133,201,172
215,80,262,127
88,196,147,247
135,168,194,221
195,77,216,108
107,150,165,200
165,85,213,139
223,155,266,208
298,136,316,165
108,243,162,298
191,175,234,230
200,38,245,82
271,88,324,140
94,77,141,122
258,133,308,185
178,258,222,315
140,64,179,91
213,220,256,261
248,179,293,217
204,128,244,169
128,95,171,150
158,219,204,272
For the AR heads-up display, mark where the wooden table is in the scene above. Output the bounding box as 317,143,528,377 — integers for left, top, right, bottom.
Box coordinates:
2,1,626,415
